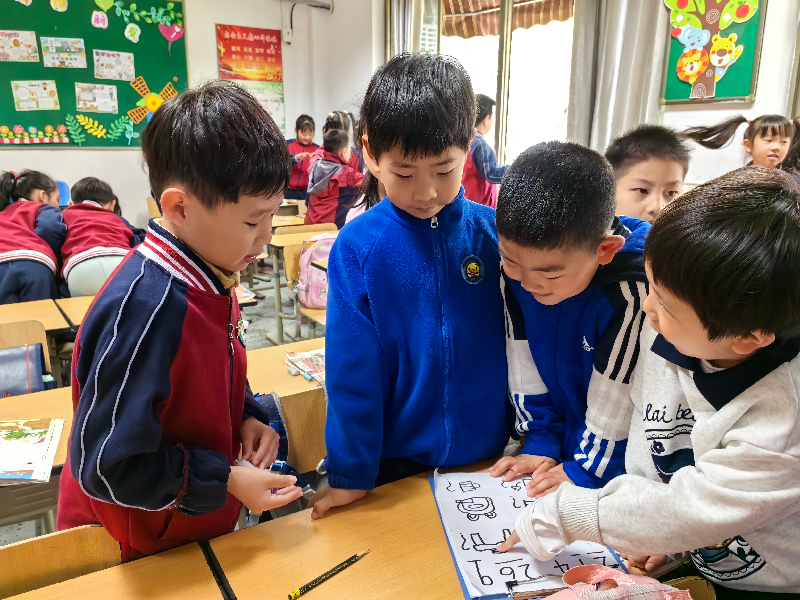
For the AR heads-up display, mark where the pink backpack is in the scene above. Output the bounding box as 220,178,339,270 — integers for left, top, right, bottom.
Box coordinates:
296,233,337,309
543,565,693,600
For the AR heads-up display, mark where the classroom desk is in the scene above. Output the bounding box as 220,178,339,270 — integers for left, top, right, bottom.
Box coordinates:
247,338,326,473
13,542,223,600
209,465,482,600
0,300,70,333
277,201,300,216
272,215,305,231
0,387,74,469
266,230,336,345
312,259,328,273
55,296,94,329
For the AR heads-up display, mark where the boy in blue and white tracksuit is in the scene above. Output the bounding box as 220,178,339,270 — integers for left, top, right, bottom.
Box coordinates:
490,141,649,494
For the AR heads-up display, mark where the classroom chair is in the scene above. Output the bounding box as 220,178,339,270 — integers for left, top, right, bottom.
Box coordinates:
299,307,326,339
146,195,162,219
0,525,121,598
56,181,70,208
0,320,52,374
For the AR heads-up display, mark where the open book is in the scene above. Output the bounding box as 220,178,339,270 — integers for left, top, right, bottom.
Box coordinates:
285,348,325,384
0,418,64,485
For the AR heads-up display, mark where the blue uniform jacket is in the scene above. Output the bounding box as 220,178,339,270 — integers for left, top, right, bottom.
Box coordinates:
503,216,650,488
324,188,511,490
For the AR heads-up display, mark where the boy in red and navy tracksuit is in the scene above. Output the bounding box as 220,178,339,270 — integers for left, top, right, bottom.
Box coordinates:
57,81,304,561
0,170,65,304
462,94,507,209
305,129,364,228
61,177,146,297
286,114,320,201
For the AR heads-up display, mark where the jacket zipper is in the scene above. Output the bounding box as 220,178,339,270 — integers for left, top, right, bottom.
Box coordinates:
431,215,452,460
228,297,234,409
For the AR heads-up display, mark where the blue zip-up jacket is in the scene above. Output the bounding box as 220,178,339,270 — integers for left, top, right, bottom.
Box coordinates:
502,216,650,488
325,187,510,490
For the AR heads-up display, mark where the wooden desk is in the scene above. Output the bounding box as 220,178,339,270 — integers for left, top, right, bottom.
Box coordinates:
0,300,69,333
312,259,328,273
247,339,326,473
0,388,73,468
55,296,94,329
277,201,300,217
266,230,336,345
210,470,466,600
272,215,305,230
14,543,222,600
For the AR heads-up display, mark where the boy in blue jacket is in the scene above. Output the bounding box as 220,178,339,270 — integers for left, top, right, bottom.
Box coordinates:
310,54,511,519
489,141,649,497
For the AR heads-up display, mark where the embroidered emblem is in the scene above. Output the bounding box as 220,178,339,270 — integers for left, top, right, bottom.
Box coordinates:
582,336,594,352
461,256,483,284
236,316,246,348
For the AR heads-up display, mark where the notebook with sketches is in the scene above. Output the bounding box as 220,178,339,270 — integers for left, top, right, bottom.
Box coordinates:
0,419,64,485
430,471,626,599
285,348,325,384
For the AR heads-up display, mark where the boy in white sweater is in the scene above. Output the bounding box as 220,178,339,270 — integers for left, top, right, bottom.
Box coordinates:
497,166,800,595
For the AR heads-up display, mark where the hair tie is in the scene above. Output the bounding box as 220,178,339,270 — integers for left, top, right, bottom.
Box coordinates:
10,171,17,181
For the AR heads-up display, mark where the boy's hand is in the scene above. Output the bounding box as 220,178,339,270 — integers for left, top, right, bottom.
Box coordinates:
309,486,366,520
526,463,573,498
619,553,669,574
489,455,557,482
240,417,279,469
227,466,303,513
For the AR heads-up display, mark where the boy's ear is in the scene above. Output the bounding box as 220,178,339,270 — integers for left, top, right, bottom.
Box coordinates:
159,187,190,228
361,133,381,179
596,234,626,266
730,330,776,356
67,200,74,207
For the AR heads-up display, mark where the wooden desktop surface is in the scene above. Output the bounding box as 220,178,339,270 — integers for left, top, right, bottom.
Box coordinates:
13,543,222,600
246,338,324,398
268,229,336,251
0,388,73,468
55,296,94,328
272,215,305,229
0,300,69,332
209,464,495,600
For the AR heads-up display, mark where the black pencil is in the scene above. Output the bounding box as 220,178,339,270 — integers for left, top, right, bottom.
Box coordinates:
288,549,370,599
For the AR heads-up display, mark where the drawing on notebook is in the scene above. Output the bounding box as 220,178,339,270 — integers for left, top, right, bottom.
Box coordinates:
460,529,512,552
455,497,497,521
459,480,480,492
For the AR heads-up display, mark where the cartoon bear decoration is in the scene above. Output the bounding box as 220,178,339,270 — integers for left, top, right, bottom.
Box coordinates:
710,33,744,82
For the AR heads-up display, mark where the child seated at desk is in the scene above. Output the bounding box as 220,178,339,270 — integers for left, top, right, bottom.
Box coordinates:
0,170,65,304
310,53,511,519
489,141,649,495
57,81,303,561
60,177,147,297
499,167,800,597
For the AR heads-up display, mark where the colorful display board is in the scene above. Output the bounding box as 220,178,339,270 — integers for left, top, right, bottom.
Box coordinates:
0,0,187,147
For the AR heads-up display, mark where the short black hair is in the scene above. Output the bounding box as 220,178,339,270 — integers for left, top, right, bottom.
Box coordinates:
142,80,290,208
645,166,800,340
497,141,616,251
72,177,116,205
296,114,315,133
605,125,691,178
361,53,475,160
323,129,349,154
475,94,495,126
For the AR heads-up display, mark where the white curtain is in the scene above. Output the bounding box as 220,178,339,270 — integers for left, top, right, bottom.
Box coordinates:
567,0,668,152
388,0,424,57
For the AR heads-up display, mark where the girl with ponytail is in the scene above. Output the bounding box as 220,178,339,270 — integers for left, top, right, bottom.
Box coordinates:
0,170,66,303
682,114,797,174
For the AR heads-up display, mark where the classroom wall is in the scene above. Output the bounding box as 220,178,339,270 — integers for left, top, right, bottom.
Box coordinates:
663,0,800,185
1,0,384,228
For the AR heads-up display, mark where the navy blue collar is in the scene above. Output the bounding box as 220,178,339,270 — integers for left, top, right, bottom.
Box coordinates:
651,333,800,410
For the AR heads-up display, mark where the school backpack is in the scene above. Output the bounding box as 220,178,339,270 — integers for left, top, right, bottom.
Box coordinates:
296,232,337,309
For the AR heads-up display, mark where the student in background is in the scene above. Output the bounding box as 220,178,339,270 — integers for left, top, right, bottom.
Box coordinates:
57,82,303,561
0,170,65,304
498,167,800,598
286,115,320,201
489,142,650,497
682,114,797,173
305,129,364,228
310,54,510,519
60,177,147,297
320,110,364,172
604,125,692,223
462,94,507,208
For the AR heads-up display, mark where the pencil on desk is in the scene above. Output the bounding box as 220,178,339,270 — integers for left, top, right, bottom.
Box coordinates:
288,549,370,599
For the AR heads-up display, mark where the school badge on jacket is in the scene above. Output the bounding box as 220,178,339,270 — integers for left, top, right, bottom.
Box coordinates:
461,255,483,284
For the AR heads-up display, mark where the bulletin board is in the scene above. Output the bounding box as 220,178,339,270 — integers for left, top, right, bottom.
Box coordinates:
0,0,187,148
662,0,767,104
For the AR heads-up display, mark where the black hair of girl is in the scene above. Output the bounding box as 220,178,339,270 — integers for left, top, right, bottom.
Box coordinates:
323,110,355,140
682,114,794,151
295,114,315,133
71,177,116,205
0,170,57,211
